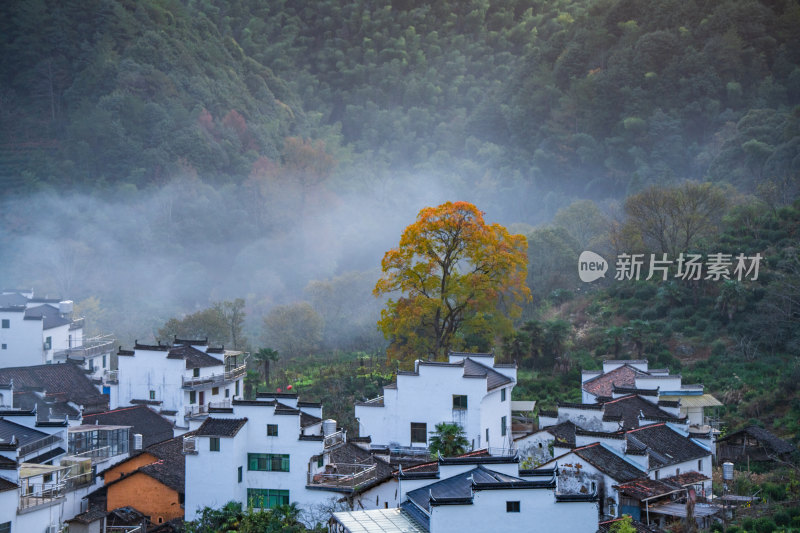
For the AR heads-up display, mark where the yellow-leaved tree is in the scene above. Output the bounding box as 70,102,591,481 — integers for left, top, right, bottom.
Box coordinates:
374,201,531,364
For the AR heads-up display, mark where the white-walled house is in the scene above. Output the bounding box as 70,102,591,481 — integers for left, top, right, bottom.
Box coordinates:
331,455,599,533
531,442,647,517
581,359,722,429
355,353,516,453
0,408,131,533
184,395,347,525
0,290,115,384
116,340,246,429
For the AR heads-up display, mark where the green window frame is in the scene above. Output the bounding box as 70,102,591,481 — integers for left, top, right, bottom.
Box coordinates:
267,424,278,437
189,391,196,404
501,388,506,402
501,416,507,437
210,437,220,452
452,395,467,410
248,453,290,472
193,368,200,377
247,488,289,510
238,466,243,483
149,390,156,400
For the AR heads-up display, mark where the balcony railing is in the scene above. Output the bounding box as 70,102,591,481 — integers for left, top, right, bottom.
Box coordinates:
183,436,197,454
19,482,65,510
53,339,114,361
19,431,64,458
182,364,246,388
184,404,208,418
307,463,378,489
324,430,345,449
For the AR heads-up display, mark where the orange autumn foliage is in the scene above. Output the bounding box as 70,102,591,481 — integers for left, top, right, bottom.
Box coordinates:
374,201,530,364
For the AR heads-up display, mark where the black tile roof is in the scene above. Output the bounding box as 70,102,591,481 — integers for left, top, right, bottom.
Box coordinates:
462,358,513,391
273,402,322,428
0,363,108,414
24,304,71,330
602,395,685,430
102,434,190,495
573,443,646,482
407,466,545,511
82,405,174,448
558,401,604,410
0,476,19,493
139,435,187,493
15,390,81,419
0,292,28,307
625,423,710,469
195,417,247,437
612,385,659,397
166,344,224,369
0,455,17,470
66,506,107,524
545,421,578,448
174,337,207,346
0,418,49,446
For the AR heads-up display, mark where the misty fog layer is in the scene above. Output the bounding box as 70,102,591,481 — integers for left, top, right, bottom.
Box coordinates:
0,170,545,346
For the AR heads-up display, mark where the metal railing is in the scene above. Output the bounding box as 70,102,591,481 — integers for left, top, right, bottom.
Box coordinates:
307,463,378,488
182,364,246,388
357,396,384,406
53,339,114,360
19,482,65,510
19,431,65,458
184,404,208,418
324,430,345,449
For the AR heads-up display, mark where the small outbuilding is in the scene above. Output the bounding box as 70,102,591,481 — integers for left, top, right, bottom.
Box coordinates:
716,426,796,463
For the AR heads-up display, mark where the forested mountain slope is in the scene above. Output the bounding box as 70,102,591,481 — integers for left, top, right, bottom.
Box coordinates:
1,0,798,200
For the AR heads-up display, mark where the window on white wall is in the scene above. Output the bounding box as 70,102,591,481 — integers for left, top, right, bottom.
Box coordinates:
410,422,427,443
452,395,467,410
501,388,506,401
1,319,9,328
506,501,520,512
698,459,703,472
1,344,5,350
501,416,507,437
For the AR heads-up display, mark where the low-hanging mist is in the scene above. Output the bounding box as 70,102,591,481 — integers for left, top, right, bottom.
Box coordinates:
0,167,548,350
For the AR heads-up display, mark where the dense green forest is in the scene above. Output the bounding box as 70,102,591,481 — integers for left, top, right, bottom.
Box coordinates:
1,0,799,446
1,0,798,198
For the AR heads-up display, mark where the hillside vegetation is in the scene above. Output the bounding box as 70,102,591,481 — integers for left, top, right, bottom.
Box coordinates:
0,0,797,202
